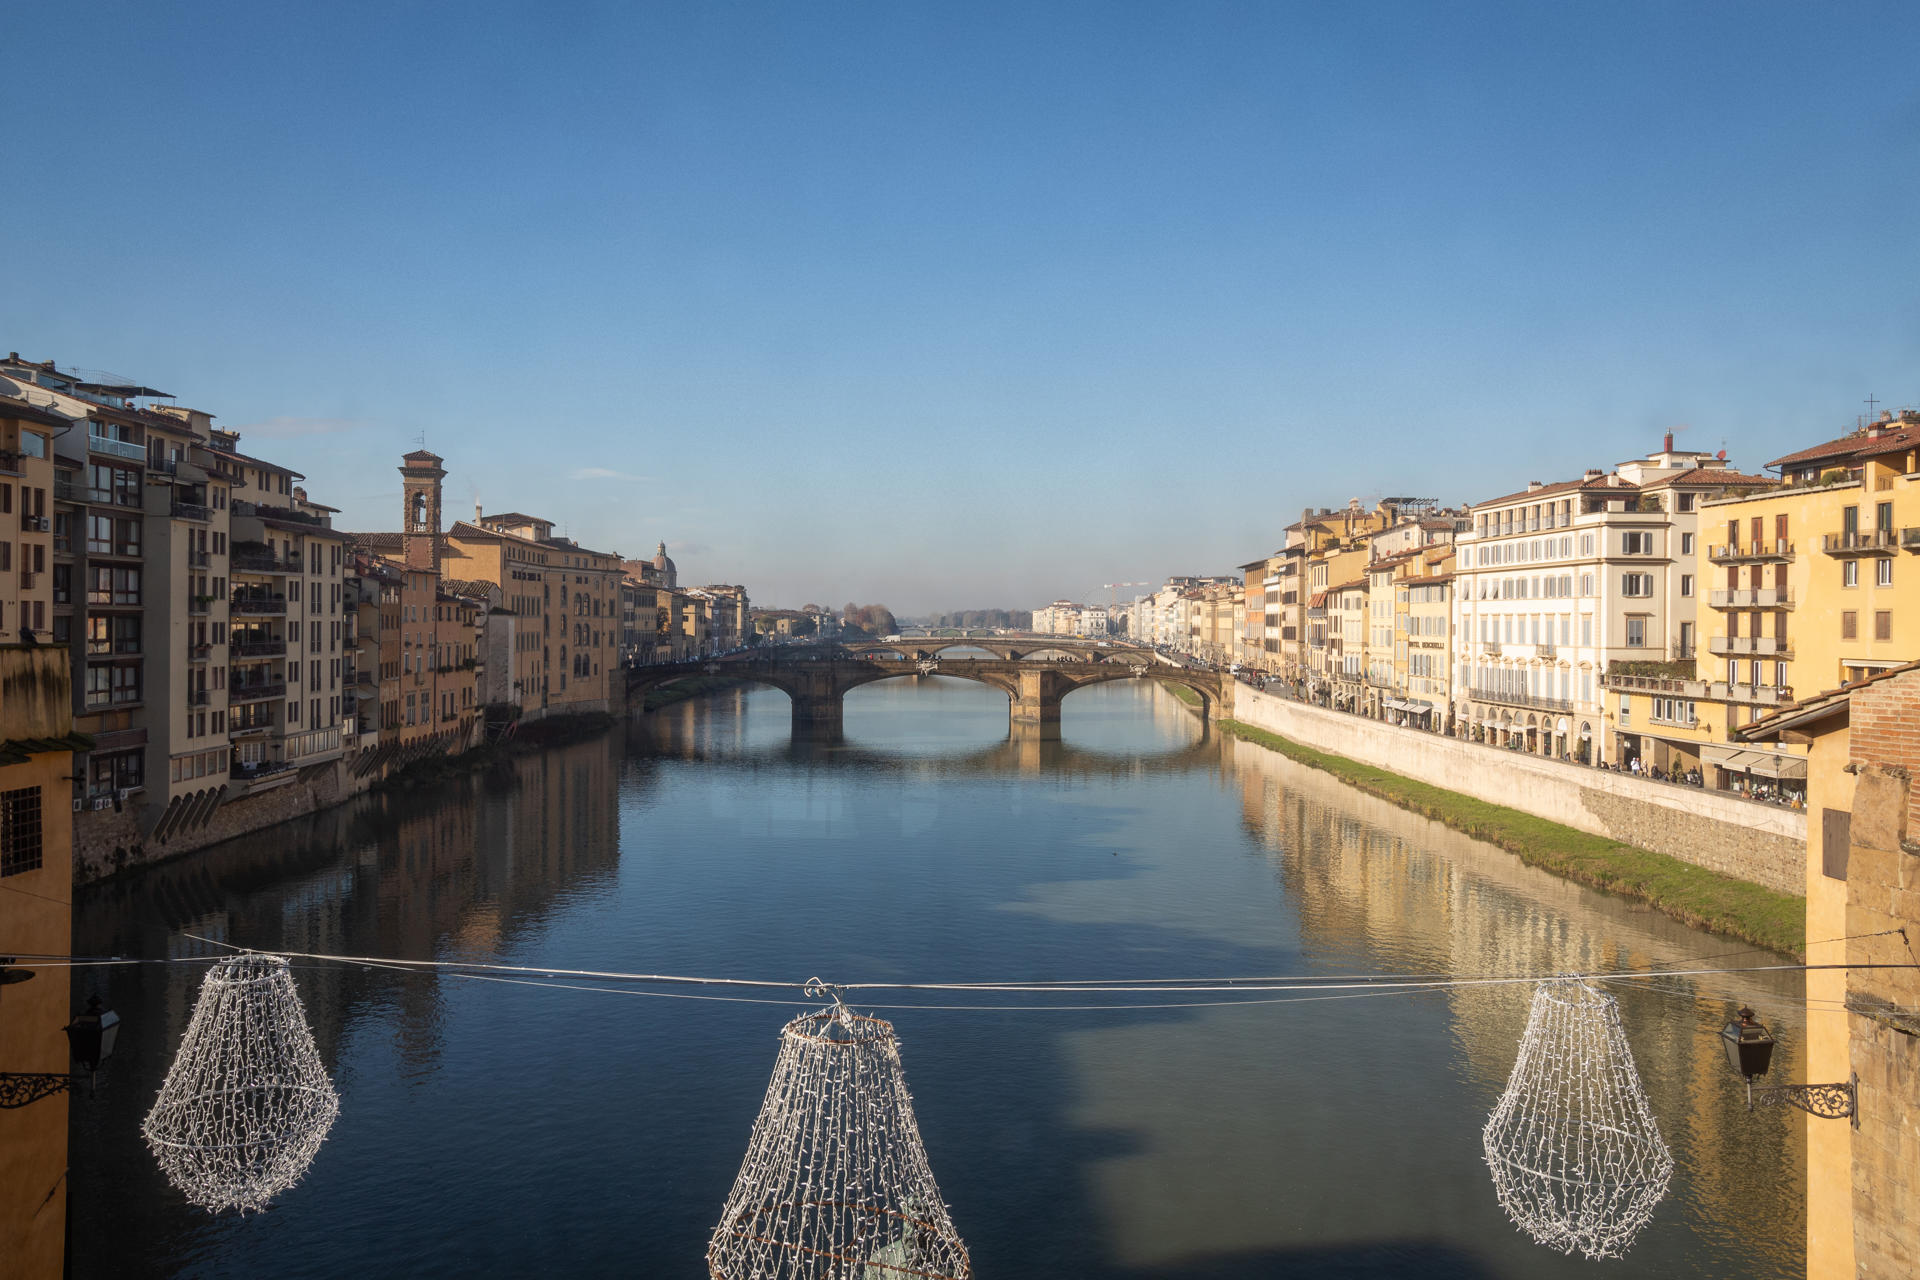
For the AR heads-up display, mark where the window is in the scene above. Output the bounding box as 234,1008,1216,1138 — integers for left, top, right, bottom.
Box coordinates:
1580,534,1595,557
1875,611,1892,642
1679,574,1693,597
1621,573,1653,597
1626,617,1646,647
1680,532,1694,556
0,786,43,876
1843,559,1859,588
1876,559,1892,587
1842,610,1858,640
1623,531,1653,555
1677,492,1695,512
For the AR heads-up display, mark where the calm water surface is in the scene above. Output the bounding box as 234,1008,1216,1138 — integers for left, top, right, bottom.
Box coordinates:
70,679,1805,1278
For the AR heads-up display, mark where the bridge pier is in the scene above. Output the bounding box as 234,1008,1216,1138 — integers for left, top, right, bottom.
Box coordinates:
1010,668,1072,740
790,693,844,741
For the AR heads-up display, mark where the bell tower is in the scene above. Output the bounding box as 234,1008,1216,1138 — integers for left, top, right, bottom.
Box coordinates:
399,449,446,571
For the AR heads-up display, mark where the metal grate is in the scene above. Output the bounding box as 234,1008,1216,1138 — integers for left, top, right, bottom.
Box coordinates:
0,786,44,877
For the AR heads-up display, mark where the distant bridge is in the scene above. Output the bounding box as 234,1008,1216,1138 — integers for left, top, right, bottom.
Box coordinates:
623,642,1230,738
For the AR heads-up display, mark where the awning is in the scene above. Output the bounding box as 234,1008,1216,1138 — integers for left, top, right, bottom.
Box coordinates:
1701,744,1805,779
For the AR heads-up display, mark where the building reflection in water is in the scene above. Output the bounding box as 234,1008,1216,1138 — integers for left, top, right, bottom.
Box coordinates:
67,734,621,1277
1222,735,1805,1270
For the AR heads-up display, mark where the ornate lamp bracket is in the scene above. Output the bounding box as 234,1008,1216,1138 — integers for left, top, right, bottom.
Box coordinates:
1748,1073,1859,1127
0,1072,84,1110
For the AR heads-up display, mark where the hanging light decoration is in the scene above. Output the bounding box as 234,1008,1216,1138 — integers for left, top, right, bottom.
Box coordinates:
1481,980,1673,1259
142,953,340,1213
709,996,970,1279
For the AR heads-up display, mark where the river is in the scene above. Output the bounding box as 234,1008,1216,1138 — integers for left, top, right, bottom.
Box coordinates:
68,677,1805,1278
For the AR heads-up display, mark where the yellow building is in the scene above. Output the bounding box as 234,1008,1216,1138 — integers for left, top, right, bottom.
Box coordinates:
1392,545,1455,730
0,646,85,1280
1610,412,1920,796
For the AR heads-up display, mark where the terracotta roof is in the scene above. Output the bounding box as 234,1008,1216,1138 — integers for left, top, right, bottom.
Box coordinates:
347,532,404,551
1471,475,1634,509
1766,424,1920,472
441,578,494,599
402,449,444,463
1641,467,1776,488
1736,658,1920,741
206,446,304,479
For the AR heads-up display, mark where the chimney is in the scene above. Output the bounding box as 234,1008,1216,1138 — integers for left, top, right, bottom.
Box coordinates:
1663,431,1674,453
1583,468,1604,480
1526,480,1544,492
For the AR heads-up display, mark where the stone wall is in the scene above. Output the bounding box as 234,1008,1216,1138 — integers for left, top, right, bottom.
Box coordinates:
1230,686,1805,895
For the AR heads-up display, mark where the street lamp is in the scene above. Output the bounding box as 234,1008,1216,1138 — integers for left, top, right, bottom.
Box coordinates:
1718,1006,1857,1124
0,993,122,1109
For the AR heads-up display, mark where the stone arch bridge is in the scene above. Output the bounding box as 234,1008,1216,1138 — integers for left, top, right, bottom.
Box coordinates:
624,643,1230,738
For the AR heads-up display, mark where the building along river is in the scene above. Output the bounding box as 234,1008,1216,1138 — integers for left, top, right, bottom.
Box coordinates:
68,676,1804,1278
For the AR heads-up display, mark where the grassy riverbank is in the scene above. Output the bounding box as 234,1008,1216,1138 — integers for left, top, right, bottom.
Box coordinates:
1218,718,1805,958
1168,684,1203,707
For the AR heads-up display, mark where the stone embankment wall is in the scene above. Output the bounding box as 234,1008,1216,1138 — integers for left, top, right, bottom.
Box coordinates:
1231,687,1805,895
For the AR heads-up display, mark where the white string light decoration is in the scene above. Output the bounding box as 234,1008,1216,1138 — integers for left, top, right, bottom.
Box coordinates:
709,998,971,1279
1482,980,1674,1259
142,954,341,1213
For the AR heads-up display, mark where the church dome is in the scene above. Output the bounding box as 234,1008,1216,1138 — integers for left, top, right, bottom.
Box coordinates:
653,540,675,572
653,540,677,587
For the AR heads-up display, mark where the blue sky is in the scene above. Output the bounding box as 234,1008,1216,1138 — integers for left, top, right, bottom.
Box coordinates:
6,2,1917,613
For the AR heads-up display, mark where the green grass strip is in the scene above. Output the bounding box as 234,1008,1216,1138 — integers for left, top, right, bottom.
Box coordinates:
1168,684,1203,707
1217,718,1805,959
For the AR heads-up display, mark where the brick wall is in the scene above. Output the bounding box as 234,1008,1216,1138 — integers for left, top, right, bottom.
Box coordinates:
1845,670,1920,1278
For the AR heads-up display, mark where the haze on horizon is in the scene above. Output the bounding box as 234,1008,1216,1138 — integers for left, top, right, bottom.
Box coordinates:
5,2,1917,615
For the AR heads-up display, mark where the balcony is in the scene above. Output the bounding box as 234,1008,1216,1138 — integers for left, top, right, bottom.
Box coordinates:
188,549,211,567
1708,588,1794,609
229,681,286,704
1708,635,1792,657
1823,529,1898,557
88,435,147,463
1534,643,1557,659
231,550,301,574
1604,672,1709,698
230,593,287,616
189,643,212,661
230,638,286,658
188,596,212,616
171,501,212,523
1707,681,1795,706
0,449,20,474
187,689,210,706
1902,527,1920,553
1708,540,1795,565
53,475,78,501
1469,688,1574,714
20,514,49,533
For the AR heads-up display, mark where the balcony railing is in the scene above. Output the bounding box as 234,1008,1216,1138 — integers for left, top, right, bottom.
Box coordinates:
187,689,210,706
171,501,212,523
188,550,211,567
1707,681,1794,706
1903,527,1920,552
229,681,286,704
187,597,211,616
0,449,20,474
1604,672,1709,697
231,551,302,574
1535,643,1557,659
230,638,286,658
189,644,211,661
1709,588,1794,609
53,475,78,500
1469,688,1574,713
88,435,147,462
20,514,49,533
230,594,287,615
1708,540,1795,564
1823,530,1899,556
1708,635,1792,657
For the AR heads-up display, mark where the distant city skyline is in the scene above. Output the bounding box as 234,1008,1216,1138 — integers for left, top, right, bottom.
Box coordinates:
6,2,1917,613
